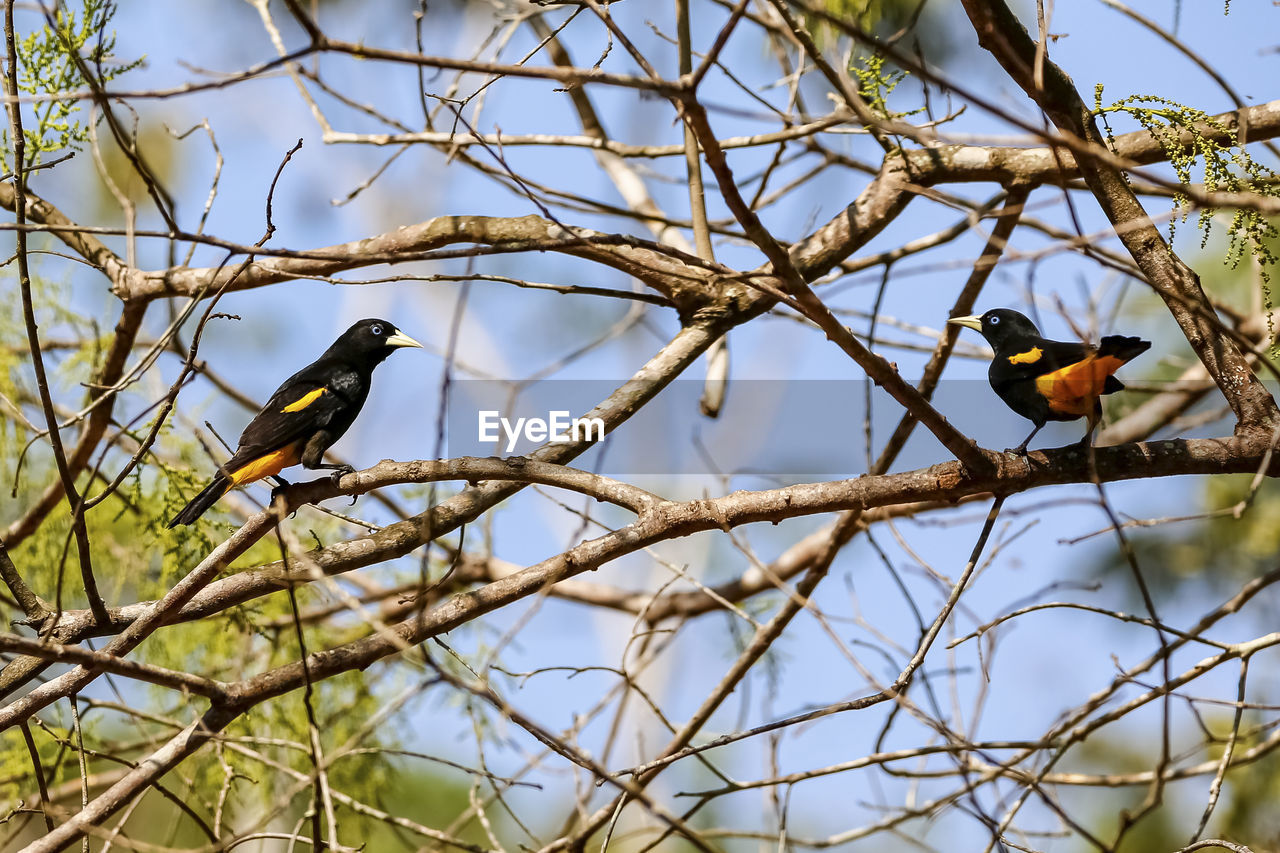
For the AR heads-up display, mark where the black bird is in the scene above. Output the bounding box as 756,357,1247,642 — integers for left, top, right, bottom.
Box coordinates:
948,309,1150,453
168,318,423,527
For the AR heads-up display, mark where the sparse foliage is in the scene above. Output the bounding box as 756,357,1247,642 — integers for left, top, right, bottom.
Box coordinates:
4,0,137,170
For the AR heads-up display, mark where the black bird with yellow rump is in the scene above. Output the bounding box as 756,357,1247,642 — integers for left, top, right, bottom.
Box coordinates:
168,318,423,527
948,308,1150,453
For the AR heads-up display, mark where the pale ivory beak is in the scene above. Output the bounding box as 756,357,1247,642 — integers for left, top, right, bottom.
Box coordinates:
386,329,424,348
947,315,983,331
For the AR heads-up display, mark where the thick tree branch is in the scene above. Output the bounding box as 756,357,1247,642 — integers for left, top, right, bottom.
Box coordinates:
135,434,1280,719
0,181,132,287
120,216,720,308
0,634,227,700
898,99,1280,186
25,431,1274,682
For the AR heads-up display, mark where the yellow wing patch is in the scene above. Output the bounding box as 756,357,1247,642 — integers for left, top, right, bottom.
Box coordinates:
1034,354,1125,416
281,387,327,413
229,444,302,486
1007,347,1043,365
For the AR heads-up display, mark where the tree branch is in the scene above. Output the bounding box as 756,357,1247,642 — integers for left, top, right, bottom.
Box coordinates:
123,214,719,310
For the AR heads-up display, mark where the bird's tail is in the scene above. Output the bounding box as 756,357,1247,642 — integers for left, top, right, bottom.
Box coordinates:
1097,335,1152,395
168,472,231,528
1098,334,1151,363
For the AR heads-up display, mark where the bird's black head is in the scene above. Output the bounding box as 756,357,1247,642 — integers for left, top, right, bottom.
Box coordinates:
948,309,1041,350
326,318,423,365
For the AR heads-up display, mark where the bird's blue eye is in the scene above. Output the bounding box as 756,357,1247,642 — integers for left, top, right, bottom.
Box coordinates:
370,324,384,336
988,316,1000,325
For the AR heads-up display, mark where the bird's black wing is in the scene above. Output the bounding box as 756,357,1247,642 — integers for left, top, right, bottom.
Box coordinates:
223,365,351,471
